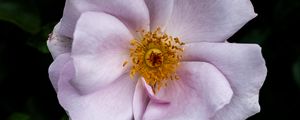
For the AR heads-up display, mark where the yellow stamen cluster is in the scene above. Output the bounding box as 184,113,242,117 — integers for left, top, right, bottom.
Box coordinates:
125,27,185,93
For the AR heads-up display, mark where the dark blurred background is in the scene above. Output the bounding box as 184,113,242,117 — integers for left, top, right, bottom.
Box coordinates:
0,0,299,120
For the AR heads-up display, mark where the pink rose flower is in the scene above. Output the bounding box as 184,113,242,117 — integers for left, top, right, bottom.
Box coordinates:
47,0,267,120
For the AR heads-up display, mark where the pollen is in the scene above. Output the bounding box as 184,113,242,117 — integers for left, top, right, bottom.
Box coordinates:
125,27,185,94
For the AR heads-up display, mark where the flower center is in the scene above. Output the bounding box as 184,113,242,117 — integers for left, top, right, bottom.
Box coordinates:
124,27,185,93
145,48,163,68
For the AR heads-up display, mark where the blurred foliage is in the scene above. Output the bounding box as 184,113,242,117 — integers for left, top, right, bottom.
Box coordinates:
0,0,40,34
293,57,300,88
7,113,31,120
237,28,270,45
0,0,300,120
60,115,69,120
27,23,56,53
0,0,60,53
0,0,65,119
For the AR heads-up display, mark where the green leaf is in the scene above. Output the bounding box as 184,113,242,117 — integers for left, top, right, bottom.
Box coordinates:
0,0,41,34
293,57,300,88
8,112,31,120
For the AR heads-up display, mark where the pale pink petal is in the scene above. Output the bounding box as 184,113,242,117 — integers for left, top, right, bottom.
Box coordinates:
133,79,150,120
47,22,72,59
183,42,267,119
71,12,132,94
142,62,233,120
60,0,150,37
48,53,71,92
145,0,174,31
212,95,260,120
57,61,135,120
165,0,257,43
142,78,170,104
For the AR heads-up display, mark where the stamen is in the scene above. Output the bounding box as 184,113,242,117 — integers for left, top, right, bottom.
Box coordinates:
145,49,163,68
125,27,185,93
123,61,128,67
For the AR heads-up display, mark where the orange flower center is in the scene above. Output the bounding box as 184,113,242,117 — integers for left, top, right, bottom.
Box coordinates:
124,27,185,93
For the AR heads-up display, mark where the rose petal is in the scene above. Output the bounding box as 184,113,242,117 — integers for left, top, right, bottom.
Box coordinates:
47,22,72,59
212,95,260,120
133,79,150,120
57,61,136,120
60,0,150,37
142,78,170,104
183,42,267,119
71,12,132,94
142,62,233,120
165,0,257,43
145,0,174,31
48,53,71,92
